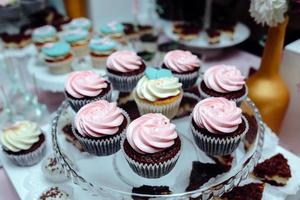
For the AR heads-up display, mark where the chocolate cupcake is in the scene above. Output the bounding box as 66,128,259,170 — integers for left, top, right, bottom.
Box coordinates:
65,70,112,112
106,50,146,92
122,113,181,178
0,121,46,166
190,97,248,155
163,50,201,89
72,100,129,156
199,65,247,105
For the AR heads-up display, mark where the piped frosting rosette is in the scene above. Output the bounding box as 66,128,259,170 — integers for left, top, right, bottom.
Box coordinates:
163,50,201,89
134,67,183,119
106,50,145,92
64,71,112,112
199,65,247,105
72,100,129,156
122,113,181,178
190,97,249,155
0,121,46,166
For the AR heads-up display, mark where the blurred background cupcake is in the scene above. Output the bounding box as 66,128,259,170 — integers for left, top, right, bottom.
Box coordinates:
106,50,146,92
0,121,46,166
199,65,247,105
191,97,249,155
32,25,58,51
163,50,201,90
72,100,129,156
63,29,90,59
99,21,125,42
122,113,181,178
42,41,73,74
64,70,112,112
134,67,183,119
69,17,93,33
88,37,118,69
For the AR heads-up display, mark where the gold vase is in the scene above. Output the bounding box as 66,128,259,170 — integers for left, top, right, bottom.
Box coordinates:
64,0,87,18
247,17,290,133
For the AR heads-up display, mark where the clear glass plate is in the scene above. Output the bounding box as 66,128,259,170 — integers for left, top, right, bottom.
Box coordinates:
51,98,264,199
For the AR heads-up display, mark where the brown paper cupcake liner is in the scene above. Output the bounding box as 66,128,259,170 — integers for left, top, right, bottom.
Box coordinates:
198,84,248,106
134,91,183,119
174,70,199,90
121,137,181,179
190,115,249,156
4,141,46,166
65,85,113,112
106,70,144,92
72,110,130,156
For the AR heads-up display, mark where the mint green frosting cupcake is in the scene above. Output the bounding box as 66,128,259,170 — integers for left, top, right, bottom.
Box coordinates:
88,37,117,53
69,17,92,30
100,22,124,35
63,29,89,43
42,42,71,57
32,25,57,41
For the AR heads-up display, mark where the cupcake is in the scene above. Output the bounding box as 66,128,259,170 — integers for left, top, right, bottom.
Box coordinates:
42,42,73,74
134,67,183,119
206,28,221,44
63,29,89,58
199,65,247,105
139,33,158,53
106,50,146,92
69,17,92,32
163,50,201,89
99,21,125,42
0,121,46,166
72,100,129,156
190,97,249,155
122,113,181,178
64,70,112,112
88,37,118,69
32,25,58,51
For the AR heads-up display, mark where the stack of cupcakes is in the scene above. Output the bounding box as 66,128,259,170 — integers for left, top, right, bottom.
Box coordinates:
199,65,247,105
134,67,183,119
163,50,201,90
64,70,112,112
106,50,146,92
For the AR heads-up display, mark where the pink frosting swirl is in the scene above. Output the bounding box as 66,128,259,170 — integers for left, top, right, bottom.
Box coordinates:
106,50,142,73
65,71,108,99
163,50,201,73
75,100,125,137
126,113,178,154
192,97,242,133
204,65,245,93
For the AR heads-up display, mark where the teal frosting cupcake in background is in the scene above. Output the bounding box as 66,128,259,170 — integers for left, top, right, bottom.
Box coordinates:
99,21,125,42
32,25,58,50
88,37,118,69
69,17,92,32
42,41,73,74
63,29,90,58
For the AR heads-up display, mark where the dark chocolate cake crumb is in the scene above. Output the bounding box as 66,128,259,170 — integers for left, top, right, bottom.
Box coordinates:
219,183,264,200
132,185,171,200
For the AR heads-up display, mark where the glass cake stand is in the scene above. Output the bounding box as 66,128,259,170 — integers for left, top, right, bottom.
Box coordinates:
51,97,264,199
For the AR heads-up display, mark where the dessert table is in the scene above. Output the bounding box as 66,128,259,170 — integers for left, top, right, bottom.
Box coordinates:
1,48,300,200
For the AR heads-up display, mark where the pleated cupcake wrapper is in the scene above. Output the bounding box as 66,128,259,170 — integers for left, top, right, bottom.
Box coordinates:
45,56,72,74
174,70,199,90
106,70,144,92
134,91,183,119
65,85,113,112
72,45,89,58
198,84,248,106
91,56,107,69
4,141,46,166
190,115,249,156
72,110,130,156
121,137,181,179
